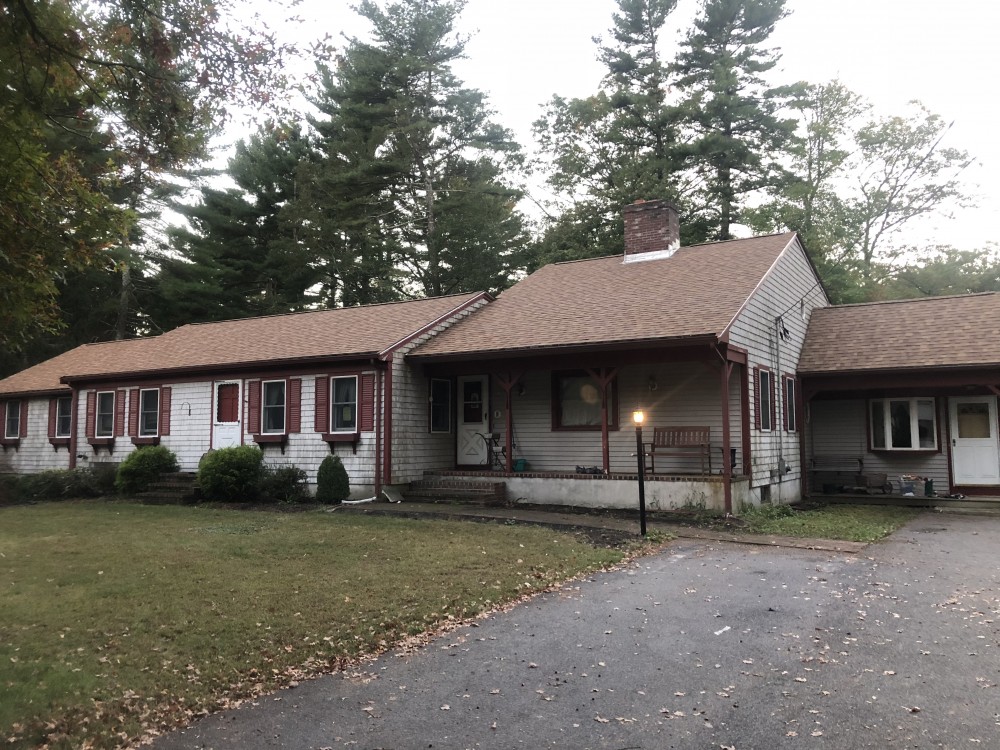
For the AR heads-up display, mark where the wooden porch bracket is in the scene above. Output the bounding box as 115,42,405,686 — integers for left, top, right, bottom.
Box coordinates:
586,367,618,475
989,385,1000,397
495,372,523,472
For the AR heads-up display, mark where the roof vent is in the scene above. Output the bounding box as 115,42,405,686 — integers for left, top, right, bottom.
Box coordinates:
623,199,680,263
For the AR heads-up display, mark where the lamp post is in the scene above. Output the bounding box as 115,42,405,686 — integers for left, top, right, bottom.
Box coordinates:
633,409,647,537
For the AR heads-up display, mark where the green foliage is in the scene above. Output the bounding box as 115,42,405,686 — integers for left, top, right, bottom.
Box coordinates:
9,467,116,503
115,446,180,495
316,455,350,504
197,446,264,503
739,503,919,542
259,464,310,504
886,245,1000,298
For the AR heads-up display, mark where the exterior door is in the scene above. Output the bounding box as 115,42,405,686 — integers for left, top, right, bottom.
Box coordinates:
213,381,242,449
456,375,489,466
949,396,1000,485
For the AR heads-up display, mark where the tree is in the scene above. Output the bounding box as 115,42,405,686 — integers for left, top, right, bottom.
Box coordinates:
673,0,797,240
1,0,292,349
885,245,1000,299
148,123,317,331
533,0,688,261
293,0,528,304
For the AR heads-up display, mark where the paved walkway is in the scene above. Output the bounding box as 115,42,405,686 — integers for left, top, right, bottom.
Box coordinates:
334,500,869,554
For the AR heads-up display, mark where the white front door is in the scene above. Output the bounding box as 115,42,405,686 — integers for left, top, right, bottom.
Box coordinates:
212,381,242,449
950,396,1000,485
456,375,489,466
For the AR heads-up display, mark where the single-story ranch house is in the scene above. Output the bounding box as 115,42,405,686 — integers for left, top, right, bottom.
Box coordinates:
2,201,998,511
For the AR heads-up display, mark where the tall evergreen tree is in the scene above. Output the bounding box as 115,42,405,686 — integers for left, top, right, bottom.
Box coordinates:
293,0,527,304
148,123,316,331
673,0,797,240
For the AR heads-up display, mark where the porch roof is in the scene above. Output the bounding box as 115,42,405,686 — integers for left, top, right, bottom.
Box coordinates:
799,292,1000,375
410,232,798,361
0,293,485,395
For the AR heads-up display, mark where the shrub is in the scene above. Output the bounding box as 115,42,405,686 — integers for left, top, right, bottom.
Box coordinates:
197,446,264,502
316,454,350,504
259,464,310,504
115,446,180,494
13,467,114,502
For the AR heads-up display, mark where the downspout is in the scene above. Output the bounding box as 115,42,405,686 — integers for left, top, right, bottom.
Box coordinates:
68,387,79,469
383,354,394,487
373,360,383,497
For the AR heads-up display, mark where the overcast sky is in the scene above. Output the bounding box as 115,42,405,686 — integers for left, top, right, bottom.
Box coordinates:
239,0,999,252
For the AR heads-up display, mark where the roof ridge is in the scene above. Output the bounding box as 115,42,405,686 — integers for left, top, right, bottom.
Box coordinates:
174,292,479,329
820,291,1000,310
546,232,797,267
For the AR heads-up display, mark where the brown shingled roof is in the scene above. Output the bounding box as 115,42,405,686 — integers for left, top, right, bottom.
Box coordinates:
0,293,483,395
412,233,798,359
798,292,1000,374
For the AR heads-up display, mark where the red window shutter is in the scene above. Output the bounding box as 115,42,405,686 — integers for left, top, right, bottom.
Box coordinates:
770,375,777,433
19,400,28,437
48,398,57,438
247,380,261,435
782,379,788,431
128,389,139,436
288,379,301,433
314,376,329,433
160,386,171,435
360,372,375,432
86,391,96,438
753,367,761,430
114,390,126,436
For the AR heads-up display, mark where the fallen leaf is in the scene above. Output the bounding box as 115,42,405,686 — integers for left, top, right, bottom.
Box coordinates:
595,716,610,724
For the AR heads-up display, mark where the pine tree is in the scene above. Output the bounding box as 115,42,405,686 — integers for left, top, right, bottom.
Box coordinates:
673,0,797,240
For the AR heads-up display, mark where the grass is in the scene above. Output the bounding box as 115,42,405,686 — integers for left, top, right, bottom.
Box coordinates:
738,502,921,542
0,501,625,749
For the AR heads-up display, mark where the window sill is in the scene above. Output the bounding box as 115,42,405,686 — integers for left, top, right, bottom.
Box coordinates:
49,437,71,449
88,437,115,454
869,448,939,455
0,437,20,451
131,436,160,446
323,432,360,454
252,433,288,453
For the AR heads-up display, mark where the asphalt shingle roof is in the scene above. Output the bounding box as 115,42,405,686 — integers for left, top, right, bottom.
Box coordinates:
0,294,482,396
798,292,1000,374
413,233,798,359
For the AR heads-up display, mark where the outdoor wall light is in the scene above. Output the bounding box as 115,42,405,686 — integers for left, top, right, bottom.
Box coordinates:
648,376,658,392
633,409,645,426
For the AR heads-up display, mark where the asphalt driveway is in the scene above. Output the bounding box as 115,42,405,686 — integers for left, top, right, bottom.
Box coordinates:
151,513,1000,749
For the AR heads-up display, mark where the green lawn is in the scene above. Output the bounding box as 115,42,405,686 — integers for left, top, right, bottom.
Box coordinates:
0,502,624,749
739,503,921,542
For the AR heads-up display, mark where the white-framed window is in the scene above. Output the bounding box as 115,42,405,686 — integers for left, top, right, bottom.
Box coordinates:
870,397,937,451
758,369,773,432
96,391,115,437
4,400,21,439
430,378,451,433
139,389,159,436
262,380,286,434
331,375,358,432
55,396,72,438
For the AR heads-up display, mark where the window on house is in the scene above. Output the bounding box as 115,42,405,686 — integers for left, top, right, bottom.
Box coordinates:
139,389,159,436
262,380,286,434
4,400,21,439
758,370,773,431
553,371,618,430
784,376,797,432
96,392,115,437
55,396,72,438
331,376,358,432
870,398,937,451
430,378,451,433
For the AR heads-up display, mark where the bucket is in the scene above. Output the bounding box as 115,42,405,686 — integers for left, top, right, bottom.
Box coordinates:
924,479,934,497
513,458,528,472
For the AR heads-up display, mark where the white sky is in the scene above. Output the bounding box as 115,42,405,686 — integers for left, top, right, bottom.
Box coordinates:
232,0,1000,252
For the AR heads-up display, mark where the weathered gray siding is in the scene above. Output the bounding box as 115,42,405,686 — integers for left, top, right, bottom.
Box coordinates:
806,397,950,494
727,237,828,504
0,397,73,474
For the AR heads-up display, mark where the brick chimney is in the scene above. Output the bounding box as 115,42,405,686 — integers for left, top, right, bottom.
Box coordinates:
623,199,680,263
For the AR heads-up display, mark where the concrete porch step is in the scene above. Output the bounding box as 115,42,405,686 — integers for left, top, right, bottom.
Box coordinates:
140,472,199,504
404,479,506,505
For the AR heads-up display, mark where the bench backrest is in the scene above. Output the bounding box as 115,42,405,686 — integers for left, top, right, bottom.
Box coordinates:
652,426,710,448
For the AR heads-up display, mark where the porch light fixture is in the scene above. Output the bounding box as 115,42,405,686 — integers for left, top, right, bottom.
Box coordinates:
648,376,658,392
633,409,647,536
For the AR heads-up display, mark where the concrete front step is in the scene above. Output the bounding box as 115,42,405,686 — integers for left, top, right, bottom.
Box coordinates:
404,480,506,505
139,472,199,504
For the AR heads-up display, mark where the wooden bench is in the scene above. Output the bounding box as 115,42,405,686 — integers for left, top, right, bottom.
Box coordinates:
645,426,712,475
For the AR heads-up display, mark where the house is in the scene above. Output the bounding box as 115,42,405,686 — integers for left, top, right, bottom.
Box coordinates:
407,200,829,513
798,293,1000,498
0,293,490,495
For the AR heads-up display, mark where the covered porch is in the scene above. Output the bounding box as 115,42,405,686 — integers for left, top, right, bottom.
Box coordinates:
414,342,753,514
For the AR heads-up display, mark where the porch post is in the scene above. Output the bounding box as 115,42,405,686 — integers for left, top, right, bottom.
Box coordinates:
495,372,521,473
587,367,617,475
720,359,733,515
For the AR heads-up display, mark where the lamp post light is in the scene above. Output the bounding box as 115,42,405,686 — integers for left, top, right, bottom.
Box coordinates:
633,409,647,537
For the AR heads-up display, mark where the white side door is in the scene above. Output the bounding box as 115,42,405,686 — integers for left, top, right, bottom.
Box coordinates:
949,396,1000,485
456,375,489,466
212,381,243,449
